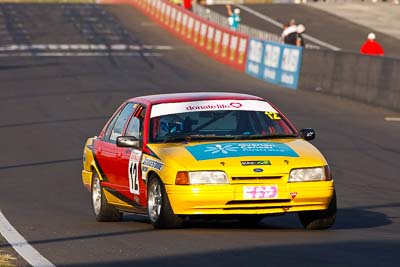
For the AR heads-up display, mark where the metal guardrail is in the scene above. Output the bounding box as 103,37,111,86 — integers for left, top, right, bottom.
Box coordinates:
192,3,281,43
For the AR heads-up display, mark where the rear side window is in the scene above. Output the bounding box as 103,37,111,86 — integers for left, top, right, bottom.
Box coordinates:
104,103,135,142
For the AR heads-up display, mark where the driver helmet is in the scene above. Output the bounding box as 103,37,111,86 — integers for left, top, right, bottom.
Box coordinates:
159,115,183,136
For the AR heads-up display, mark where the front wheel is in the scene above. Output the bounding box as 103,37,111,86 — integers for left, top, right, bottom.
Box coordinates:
147,176,184,229
91,172,122,222
298,190,337,230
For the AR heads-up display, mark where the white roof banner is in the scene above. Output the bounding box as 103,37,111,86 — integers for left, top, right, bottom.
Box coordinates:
150,100,277,118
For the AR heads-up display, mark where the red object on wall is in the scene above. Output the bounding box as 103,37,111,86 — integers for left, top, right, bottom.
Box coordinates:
183,0,192,9
360,40,385,56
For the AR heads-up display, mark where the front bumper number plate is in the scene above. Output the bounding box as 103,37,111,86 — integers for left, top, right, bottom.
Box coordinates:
243,185,278,199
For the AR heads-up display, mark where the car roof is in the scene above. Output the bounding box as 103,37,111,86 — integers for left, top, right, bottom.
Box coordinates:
129,92,264,105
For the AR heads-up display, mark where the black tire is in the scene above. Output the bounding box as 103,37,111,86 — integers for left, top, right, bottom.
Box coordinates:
91,172,122,222
298,190,337,230
147,175,184,229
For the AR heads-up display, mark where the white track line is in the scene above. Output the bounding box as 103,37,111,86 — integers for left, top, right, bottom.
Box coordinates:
385,117,400,121
237,4,341,51
0,52,163,57
0,44,173,51
0,210,55,267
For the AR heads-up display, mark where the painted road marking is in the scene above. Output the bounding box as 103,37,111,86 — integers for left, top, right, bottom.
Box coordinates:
0,52,163,57
0,44,169,57
0,44,173,51
385,117,400,121
0,210,55,267
237,4,341,51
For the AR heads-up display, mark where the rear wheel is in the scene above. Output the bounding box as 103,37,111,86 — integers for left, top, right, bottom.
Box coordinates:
298,190,337,230
91,172,122,222
147,175,184,229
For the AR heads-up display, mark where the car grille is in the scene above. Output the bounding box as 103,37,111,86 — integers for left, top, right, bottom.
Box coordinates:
231,176,282,181
225,199,290,205
223,199,291,210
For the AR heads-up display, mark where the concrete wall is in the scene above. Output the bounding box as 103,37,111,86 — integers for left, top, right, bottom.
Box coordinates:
299,49,400,111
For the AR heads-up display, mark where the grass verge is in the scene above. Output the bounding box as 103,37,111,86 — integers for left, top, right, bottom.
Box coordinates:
0,253,16,267
0,235,16,267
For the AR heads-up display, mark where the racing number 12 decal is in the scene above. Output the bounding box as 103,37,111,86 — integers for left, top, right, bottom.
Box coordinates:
128,149,142,195
265,111,281,120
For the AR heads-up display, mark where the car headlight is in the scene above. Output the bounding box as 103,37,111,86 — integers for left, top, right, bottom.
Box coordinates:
175,171,228,185
288,166,332,182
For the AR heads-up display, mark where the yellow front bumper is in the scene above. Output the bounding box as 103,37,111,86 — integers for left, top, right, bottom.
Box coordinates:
165,181,334,215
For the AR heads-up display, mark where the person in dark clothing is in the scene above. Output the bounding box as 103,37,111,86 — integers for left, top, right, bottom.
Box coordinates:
282,19,297,45
284,24,306,47
284,31,297,46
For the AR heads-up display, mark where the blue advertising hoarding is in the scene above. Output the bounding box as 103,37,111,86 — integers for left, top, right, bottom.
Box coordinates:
246,38,303,89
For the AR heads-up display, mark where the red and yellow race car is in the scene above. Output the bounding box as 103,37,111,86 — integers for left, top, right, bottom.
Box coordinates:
82,92,336,229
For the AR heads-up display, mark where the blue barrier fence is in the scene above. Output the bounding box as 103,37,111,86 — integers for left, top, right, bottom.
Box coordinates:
245,38,303,89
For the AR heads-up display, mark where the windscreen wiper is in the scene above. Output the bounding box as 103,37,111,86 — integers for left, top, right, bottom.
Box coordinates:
235,134,298,140
185,135,237,141
163,134,236,143
162,135,188,143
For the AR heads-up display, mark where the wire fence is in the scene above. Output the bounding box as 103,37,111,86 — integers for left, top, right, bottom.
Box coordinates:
192,4,282,42
192,3,321,49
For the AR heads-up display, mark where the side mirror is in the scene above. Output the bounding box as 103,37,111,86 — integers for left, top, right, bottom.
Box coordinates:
116,136,139,148
299,128,316,141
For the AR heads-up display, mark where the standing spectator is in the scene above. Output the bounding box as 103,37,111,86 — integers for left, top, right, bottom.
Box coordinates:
281,23,289,42
171,0,181,5
200,0,214,5
283,19,297,45
360,32,384,56
226,4,241,31
296,24,306,47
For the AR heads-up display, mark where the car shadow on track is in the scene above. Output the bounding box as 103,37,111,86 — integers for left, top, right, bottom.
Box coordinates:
0,227,155,249
334,203,400,229
0,63,61,71
62,240,400,267
122,205,394,231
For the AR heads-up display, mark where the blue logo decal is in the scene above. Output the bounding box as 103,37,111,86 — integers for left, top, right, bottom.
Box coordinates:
186,142,299,161
253,168,264,173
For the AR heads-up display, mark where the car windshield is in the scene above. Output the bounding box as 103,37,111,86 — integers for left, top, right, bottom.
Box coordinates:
149,108,297,143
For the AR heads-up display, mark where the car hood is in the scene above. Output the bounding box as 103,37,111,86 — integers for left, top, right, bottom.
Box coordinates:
146,139,327,175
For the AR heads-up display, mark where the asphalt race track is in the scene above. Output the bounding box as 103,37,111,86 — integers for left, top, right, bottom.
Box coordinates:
0,3,399,267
